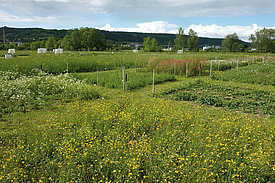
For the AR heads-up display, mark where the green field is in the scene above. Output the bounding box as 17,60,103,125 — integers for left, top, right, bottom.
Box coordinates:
0,51,275,182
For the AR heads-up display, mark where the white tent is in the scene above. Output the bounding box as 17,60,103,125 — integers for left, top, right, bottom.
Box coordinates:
177,50,183,54
8,49,15,54
133,50,138,53
37,48,47,54
54,48,63,54
5,54,12,59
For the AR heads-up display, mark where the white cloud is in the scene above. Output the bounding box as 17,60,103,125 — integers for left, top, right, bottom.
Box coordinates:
99,21,275,42
0,10,57,22
186,24,275,41
99,21,179,33
1,0,274,18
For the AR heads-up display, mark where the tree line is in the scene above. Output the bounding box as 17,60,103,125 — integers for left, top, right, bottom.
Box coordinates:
222,28,274,52
143,28,200,52
0,27,274,53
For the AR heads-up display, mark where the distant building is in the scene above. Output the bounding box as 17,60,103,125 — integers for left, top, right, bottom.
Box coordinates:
177,50,183,54
37,48,47,54
125,43,143,48
162,45,172,51
203,45,220,51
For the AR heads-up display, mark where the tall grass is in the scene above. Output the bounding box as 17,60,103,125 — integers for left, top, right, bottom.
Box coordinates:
147,57,209,76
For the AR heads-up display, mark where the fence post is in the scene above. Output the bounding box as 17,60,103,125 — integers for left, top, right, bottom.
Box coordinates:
199,64,201,81
210,61,212,77
174,61,176,76
122,66,125,91
97,70,99,92
153,69,155,94
135,58,137,72
125,74,128,95
186,61,188,77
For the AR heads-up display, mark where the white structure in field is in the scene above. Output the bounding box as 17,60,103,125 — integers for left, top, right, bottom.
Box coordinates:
37,48,47,54
203,45,221,51
5,54,12,59
133,50,138,53
177,50,183,54
8,49,15,54
54,48,63,54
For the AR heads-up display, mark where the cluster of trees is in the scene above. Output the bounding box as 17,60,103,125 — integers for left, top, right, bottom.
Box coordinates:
0,38,62,51
143,28,199,52
1,26,274,53
172,28,199,52
222,33,242,52
0,28,111,51
143,37,162,52
61,28,111,51
222,28,275,53
249,28,275,53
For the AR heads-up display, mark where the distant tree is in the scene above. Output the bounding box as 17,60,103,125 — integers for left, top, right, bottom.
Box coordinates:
18,43,30,50
143,36,158,52
222,33,241,52
61,28,107,51
30,42,38,50
0,42,5,50
70,30,82,51
249,28,275,53
168,40,172,50
46,37,56,50
187,29,199,52
174,27,185,50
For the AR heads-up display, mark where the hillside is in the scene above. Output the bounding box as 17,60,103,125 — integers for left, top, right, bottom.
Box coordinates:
0,27,250,47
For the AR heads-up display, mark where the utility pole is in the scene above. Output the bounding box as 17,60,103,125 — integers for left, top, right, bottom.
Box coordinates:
3,27,6,45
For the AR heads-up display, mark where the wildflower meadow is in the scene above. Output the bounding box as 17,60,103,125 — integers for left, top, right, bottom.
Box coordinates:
0,51,274,182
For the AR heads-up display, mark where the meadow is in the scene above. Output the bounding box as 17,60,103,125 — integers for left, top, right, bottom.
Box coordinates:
0,51,275,182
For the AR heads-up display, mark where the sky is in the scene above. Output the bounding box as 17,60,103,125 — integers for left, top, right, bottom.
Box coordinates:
0,0,275,42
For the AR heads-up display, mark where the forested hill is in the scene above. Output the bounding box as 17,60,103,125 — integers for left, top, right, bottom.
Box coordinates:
0,27,249,47
100,30,225,47
1,27,67,43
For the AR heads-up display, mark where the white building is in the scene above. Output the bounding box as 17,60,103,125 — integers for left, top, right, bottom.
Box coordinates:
37,48,47,54
8,49,15,54
54,48,63,54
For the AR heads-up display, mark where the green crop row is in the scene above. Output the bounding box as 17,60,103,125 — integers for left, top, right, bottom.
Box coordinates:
156,80,275,116
212,63,275,86
0,53,149,75
72,69,176,90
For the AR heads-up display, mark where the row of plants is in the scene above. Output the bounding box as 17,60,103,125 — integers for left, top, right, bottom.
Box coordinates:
146,55,259,77
156,80,275,116
1,51,265,76
212,63,275,86
72,69,176,90
0,53,149,75
1,96,274,182
0,69,99,116
147,57,208,76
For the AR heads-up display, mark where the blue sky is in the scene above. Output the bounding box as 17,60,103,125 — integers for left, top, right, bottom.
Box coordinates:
1,0,275,41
